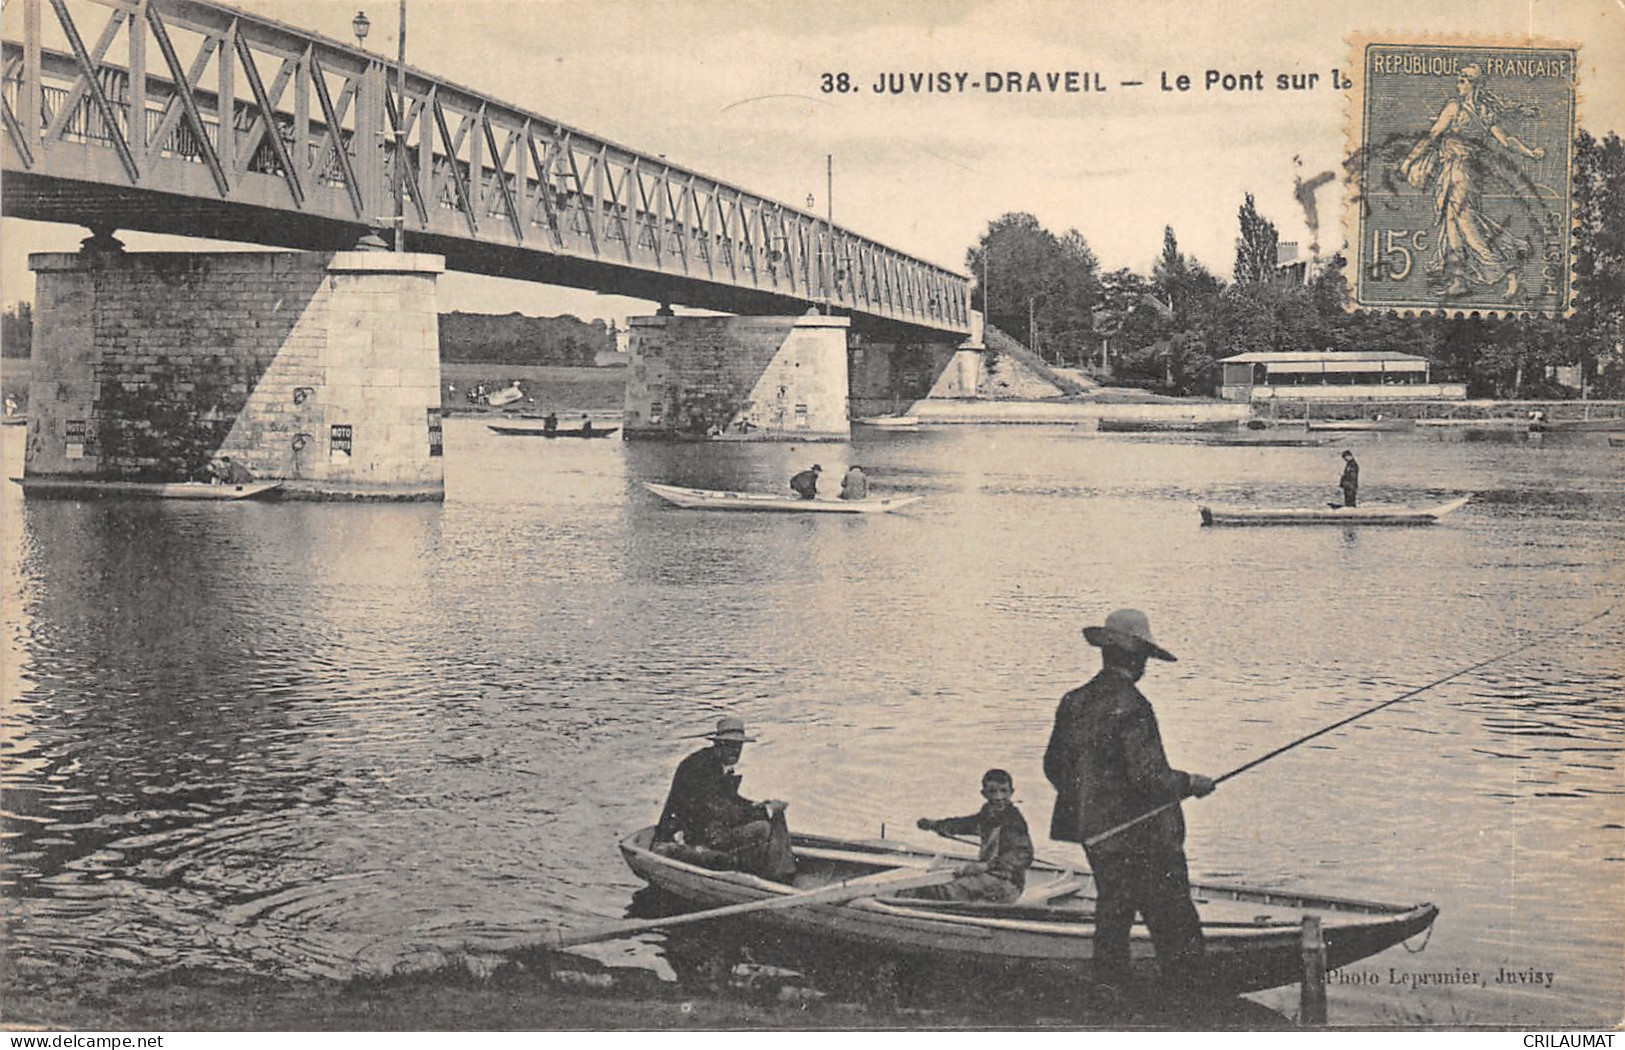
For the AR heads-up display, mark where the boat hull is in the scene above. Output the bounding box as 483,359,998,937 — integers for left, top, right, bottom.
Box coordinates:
855,416,920,428
12,478,283,501
617,828,1437,996
1200,496,1470,526
644,482,921,514
1305,420,1417,432
488,425,618,438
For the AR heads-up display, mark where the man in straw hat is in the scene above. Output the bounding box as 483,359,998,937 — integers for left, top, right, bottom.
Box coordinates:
654,716,797,883
1043,609,1216,992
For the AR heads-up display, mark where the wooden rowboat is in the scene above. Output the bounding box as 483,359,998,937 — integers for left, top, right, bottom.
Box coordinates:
617,827,1438,996
11,477,283,500
1305,419,1417,432
644,482,921,514
1200,495,1470,527
855,415,920,429
488,424,619,438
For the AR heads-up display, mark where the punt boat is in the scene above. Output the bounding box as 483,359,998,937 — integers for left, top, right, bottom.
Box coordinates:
1097,418,1236,433
12,477,283,500
1305,419,1417,432
618,827,1438,996
855,415,921,429
1199,495,1471,527
644,481,922,514
489,424,619,439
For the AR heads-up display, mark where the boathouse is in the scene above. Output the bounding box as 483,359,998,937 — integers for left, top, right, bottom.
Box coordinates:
1217,351,1466,402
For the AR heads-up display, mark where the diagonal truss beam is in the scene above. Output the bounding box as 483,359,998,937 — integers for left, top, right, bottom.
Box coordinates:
45,0,139,183
144,3,228,196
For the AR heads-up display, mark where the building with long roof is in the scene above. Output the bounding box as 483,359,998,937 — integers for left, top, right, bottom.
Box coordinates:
1217,351,1467,402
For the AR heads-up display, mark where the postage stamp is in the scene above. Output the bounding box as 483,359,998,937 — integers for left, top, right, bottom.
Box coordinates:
1350,40,1577,316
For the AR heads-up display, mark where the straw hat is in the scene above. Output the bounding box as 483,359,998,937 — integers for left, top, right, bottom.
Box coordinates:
1082,608,1177,662
685,715,758,742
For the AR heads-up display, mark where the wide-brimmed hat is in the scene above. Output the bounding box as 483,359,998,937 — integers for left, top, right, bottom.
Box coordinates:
685,715,757,742
1083,608,1177,662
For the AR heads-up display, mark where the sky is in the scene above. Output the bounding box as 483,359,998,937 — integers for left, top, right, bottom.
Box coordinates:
3,0,1622,322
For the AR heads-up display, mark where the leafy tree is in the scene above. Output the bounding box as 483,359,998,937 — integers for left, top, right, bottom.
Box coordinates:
967,213,1101,366
1233,193,1280,285
1,302,32,358
1571,130,1625,395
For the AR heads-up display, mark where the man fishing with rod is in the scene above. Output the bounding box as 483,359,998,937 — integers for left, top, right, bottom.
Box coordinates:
1044,609,1216,995
1042,604,1612,999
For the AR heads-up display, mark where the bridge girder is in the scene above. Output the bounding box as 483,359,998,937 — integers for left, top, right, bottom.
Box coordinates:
2,0,971,339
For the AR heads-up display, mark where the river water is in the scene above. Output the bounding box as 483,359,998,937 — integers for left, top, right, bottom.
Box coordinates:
2,420,1620,1027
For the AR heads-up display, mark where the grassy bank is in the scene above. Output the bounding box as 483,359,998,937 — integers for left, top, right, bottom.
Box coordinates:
440,363,625,415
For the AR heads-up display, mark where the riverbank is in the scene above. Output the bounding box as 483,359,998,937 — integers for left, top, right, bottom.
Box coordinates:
0,949,1297,1032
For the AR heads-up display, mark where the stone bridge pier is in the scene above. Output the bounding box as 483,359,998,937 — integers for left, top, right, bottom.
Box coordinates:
621,312,980,439
25,246,446,500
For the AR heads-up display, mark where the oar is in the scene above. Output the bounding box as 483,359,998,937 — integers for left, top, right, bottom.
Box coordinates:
554,865,958,949
925,828,1093,902
1084,607,1615,851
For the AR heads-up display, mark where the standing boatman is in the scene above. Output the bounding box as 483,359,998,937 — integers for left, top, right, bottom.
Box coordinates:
1339,449,1360,507
1043,608,1215,993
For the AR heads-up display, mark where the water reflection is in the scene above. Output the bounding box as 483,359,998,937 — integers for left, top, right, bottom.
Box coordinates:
2,422,1621,1027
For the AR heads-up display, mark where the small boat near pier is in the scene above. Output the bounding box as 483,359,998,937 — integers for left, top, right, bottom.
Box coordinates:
644,482,921,514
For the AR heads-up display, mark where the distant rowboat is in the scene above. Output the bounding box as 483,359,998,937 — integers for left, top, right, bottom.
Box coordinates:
1305,419,1417,432
12,478,283,500
489,424,618,439
1200,495,1471,527
644,481,921,514
854,415,920,429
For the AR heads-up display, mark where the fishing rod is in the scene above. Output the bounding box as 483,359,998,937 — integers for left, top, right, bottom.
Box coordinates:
1083,606,1615,850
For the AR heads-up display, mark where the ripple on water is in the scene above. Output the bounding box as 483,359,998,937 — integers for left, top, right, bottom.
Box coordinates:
1,427,1621,1024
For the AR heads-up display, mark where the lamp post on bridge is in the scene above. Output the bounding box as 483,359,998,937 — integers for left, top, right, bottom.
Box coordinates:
352,8,408,254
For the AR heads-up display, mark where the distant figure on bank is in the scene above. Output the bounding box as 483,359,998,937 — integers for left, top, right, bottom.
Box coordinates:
654,716,797,883
839,464,869,501
211,456,254,486
1044,608,1215,991
580,415,595,437
789,464,822,499
1339,450,1360,507
543,411,558,434
910,768,1034,904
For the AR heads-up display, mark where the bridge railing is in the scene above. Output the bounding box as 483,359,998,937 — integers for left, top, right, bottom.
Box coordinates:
3,0,969,334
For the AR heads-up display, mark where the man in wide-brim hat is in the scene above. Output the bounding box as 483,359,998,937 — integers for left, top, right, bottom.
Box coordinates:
1043,609,1215,993
654,716,796,883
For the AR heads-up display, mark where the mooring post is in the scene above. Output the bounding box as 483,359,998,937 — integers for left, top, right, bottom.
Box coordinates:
1300,914,1328,1026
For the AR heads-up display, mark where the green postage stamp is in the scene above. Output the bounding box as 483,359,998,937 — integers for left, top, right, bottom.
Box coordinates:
1352,41,1577,316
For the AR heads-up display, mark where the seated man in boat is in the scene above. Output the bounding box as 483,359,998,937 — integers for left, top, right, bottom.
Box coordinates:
543,411,558,434
653,716,797,884
210,455,255,486
1339,450,1360,507
581,415,595,437
839,464,869,501
789,464,822,500
910,768,1033,904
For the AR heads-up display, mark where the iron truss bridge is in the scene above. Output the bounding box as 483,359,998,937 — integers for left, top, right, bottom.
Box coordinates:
2,0,971,337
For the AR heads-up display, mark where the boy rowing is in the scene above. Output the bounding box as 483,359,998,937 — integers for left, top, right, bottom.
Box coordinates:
910,768,1034,904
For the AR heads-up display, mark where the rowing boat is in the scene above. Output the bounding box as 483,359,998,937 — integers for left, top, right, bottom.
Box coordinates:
1200,495,1471,527
855,415,920,429
617,827,1437,996
1097,418,1235,433
488,424,619,438
11,478,283,500
643,482,922,514
1205,435,1329,447
1305,419,1417,432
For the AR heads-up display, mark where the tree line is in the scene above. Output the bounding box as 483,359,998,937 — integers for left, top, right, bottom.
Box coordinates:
969,130,1624,399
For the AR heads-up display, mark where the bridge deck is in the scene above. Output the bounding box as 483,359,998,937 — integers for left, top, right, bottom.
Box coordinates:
2,0,969,336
